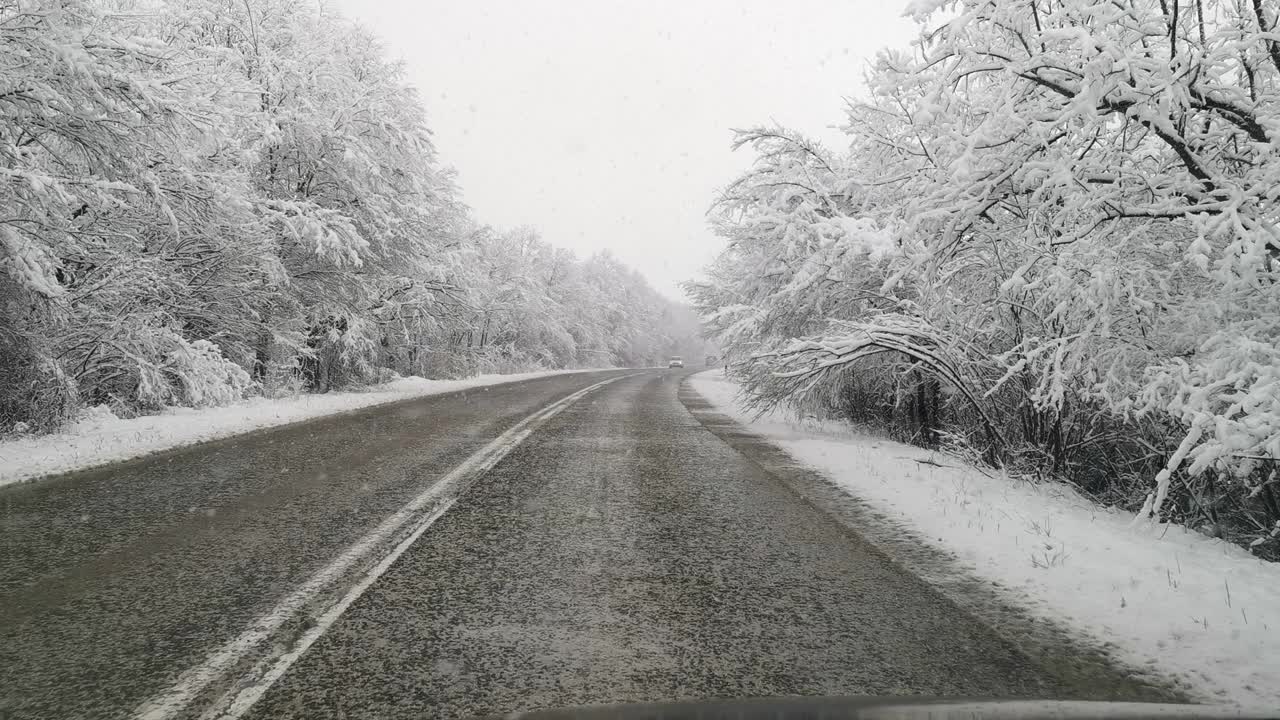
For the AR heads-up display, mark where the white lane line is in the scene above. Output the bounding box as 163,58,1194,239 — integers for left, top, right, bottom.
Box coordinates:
205,498,458,720
135,373,638,720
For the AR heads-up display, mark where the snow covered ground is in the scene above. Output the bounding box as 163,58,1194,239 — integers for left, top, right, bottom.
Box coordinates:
0,369,610,487
690,370,1280,709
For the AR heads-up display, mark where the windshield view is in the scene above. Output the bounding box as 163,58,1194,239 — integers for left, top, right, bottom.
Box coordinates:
3,1,1280,718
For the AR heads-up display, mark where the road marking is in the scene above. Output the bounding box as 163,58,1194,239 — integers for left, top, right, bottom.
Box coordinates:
206,499,457,720
135,373,638,720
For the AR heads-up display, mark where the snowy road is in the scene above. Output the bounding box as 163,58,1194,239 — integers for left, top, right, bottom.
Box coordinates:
1,371,1176,718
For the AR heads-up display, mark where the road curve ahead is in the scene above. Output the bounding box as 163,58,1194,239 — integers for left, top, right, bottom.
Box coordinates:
2,370,1169,719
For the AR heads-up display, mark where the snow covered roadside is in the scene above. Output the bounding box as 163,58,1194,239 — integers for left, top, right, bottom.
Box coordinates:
690,370,1280,709
0,369,611,487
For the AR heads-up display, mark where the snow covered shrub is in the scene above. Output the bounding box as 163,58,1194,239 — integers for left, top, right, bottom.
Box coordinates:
0,328,77,435
473,343,546,375
298,314,382,393
163,339,254,408
262,363,307,399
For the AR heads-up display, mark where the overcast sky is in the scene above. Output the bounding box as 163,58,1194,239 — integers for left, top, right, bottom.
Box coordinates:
331,0,920,299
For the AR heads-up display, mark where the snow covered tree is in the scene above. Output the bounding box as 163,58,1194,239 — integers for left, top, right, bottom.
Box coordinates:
1,0,267,427
2,0,688,436
694,0,1280,550
159,0,462,391
892,0,1280,524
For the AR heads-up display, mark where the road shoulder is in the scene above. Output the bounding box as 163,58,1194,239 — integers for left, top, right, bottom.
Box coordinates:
0,368,616,487
677,372,1193,705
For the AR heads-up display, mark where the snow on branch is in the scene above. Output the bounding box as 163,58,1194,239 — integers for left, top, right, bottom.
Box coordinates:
750,314,1008,449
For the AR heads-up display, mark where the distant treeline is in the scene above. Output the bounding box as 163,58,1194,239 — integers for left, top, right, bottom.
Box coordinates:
1,0,706,433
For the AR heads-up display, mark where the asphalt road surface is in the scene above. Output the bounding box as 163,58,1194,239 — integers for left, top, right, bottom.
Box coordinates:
1,370,1174,719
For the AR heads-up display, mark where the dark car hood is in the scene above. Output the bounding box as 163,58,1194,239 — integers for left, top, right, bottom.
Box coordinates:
477,696,1273,720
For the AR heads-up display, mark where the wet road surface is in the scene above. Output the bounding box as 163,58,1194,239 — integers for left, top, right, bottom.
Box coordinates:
1,370,1171,718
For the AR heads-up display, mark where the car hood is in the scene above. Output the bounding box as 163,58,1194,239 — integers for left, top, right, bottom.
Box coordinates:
476,696,1272,720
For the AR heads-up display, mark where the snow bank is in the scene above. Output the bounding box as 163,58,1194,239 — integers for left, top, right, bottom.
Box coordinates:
0,369,610,487
690,370,1280,709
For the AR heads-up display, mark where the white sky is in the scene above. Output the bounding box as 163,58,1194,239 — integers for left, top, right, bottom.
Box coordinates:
331,0,920,299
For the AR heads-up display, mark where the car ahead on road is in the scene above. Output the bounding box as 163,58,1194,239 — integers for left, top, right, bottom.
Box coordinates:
667,356,684,368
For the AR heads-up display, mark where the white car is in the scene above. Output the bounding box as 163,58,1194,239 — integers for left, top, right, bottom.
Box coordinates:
667,356,684,368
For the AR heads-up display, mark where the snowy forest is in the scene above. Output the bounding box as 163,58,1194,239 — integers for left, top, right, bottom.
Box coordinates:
689,0,1280,555
0,0,706,434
